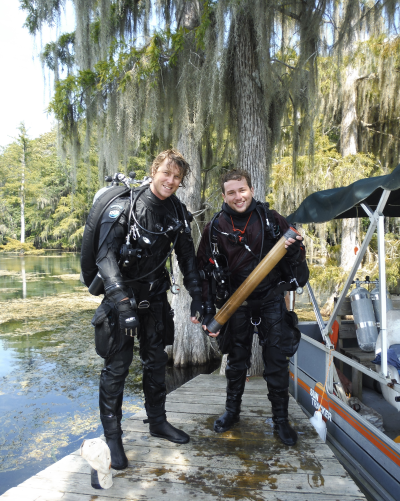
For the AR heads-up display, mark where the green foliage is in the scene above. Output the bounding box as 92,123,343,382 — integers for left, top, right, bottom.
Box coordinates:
41,32,75,72
309,264,347,293
0,237,41,254
272,124,382,215
195,0,215,50
0,126,154,251
20,0,63,34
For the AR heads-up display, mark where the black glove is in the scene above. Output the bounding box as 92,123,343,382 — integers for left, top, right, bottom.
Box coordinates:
203,300,216,327
190,295,203,321
117,299,140,337
285,238,302,261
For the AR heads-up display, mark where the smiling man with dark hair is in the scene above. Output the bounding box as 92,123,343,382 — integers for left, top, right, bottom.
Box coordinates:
197,169,308,446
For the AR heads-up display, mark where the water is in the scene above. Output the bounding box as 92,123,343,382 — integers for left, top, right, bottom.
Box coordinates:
0,253,83,301
0,253,219,495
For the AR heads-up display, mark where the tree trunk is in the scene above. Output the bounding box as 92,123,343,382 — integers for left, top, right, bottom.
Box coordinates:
322,64,360,314
20,149,25,244
19,129,28,244
340,218,357,271
164,1,219,367
230,12,268,375
167,129,217,367
234,12,269,201
339,64,359,271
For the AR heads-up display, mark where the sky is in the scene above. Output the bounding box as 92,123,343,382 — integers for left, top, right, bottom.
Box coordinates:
0,1,74,148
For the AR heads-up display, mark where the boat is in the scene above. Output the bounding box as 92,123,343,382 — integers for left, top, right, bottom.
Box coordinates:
286,164,400,501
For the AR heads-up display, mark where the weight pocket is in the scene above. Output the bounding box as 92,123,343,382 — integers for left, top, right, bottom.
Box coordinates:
92,302,119,359
280,310,301,357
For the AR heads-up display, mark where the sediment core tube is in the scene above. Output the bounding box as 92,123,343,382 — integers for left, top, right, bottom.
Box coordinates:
206,227,300,333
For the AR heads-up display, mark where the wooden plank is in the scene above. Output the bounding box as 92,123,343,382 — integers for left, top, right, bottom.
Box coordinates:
15,467,364,499
164,402,307,419
166,394,304,410
123,412,321,443
338,322,357,339
2,482,366,501
39,452,348,479
0,374,365,501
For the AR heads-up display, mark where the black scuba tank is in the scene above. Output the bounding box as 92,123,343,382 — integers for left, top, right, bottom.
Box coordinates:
80,185,130,288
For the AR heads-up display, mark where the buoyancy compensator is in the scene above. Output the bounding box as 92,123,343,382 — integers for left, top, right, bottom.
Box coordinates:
349,282,379,352
81,171,151,290
81,184,130,289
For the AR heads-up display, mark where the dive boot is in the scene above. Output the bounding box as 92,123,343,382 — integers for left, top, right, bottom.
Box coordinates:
268,388,298,446
106,436,128,470
100,414,128,470
272,416,298,446
214,411,240,433
214,365,246,433
146,415,190,444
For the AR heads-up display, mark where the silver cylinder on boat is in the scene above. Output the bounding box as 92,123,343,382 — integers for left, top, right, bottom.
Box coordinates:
349,287,378,352
370,286,393,326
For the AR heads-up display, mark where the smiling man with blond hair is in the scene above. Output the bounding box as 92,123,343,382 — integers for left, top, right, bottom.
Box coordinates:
88,149,202,470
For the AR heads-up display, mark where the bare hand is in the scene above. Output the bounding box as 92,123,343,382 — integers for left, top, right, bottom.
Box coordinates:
285,234,303,249
202,325,220,337
190,316,200,324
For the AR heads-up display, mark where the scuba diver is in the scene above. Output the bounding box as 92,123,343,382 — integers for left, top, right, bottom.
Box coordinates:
197,169,308,446
82,150,202,470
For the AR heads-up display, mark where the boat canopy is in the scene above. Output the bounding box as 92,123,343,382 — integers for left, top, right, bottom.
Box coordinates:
287,163,400,224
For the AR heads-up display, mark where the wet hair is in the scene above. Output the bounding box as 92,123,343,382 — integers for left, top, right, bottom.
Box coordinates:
150,149,190,187
220,169,252,193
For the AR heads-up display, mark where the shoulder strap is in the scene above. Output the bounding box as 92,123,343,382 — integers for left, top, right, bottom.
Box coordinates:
209,210,223,257
258,201,279,239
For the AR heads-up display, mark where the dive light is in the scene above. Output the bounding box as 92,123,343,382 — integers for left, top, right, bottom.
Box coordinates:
206,227,300,333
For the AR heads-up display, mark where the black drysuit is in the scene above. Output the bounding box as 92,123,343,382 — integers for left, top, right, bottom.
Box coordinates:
95,186,201,438
197,199,308,421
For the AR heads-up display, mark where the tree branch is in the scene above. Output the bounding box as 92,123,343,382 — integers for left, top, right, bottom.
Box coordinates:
271,59,296,70
276,7,301,22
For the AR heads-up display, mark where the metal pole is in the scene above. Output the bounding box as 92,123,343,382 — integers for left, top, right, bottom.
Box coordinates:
378,214,388,378
324,217,377,336
306,282,332,347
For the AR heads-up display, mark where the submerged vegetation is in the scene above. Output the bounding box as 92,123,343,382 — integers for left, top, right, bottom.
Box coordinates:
0,286,143,473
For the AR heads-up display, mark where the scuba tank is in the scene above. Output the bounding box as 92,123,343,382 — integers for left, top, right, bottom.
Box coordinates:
370,284,393,327
349,285,378,352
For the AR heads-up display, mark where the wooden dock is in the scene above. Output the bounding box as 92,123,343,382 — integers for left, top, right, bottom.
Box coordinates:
1,374,366,500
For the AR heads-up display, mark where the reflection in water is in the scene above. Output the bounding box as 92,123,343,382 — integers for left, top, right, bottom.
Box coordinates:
21,258,26,299
0,253,221,495
0,253,83,301
0,293,143,495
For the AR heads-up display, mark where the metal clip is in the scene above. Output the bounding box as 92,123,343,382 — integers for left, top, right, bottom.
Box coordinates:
212,242,219,255
138,300,150,309
250,317,261,326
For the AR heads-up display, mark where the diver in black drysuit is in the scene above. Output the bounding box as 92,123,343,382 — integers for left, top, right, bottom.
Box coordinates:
197,170,308,446
95,183,202,469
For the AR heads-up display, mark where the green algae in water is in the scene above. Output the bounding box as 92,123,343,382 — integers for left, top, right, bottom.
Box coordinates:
0,291,144,485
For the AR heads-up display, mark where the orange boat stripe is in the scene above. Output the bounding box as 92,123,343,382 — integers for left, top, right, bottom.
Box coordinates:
290,371,400,466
